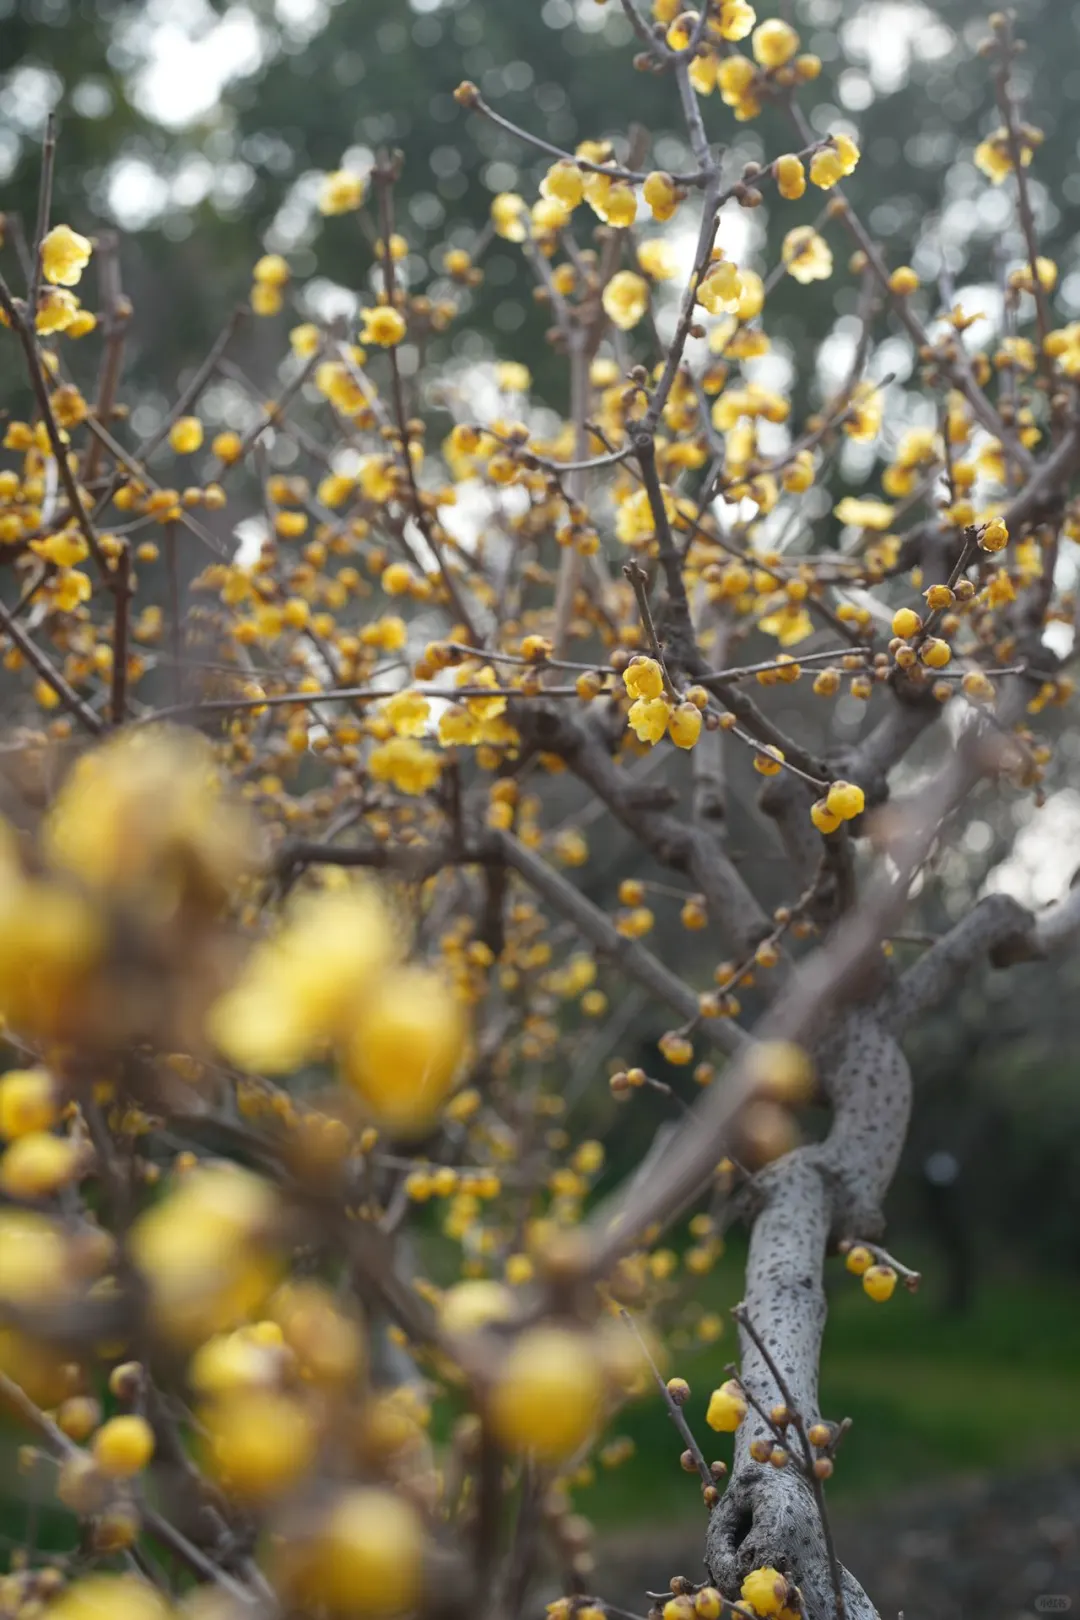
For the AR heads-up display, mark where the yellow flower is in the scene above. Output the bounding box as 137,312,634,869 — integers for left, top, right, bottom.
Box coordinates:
343,965,466,1134
130,1163,280,1343
45,726,255,911
252,252,289,285
35,287,80,333
669,703,702,749
250,281,282,316
638,239,679,281
41,224,93,287
602,269,650,331
705,1379,747,1431
52,569,93,613
643,170,678,221
698,260,743,314
1011,255,1057,294
65,307,97,338
974,125,1040,185
93,1415,155,1478
208,886,400,1075
834,131,860,174
296,1488,424,1617
627,696,672,744
212,430,244,463
888,265,919,296
491,192,528,242
30,529,89,568
290,322,321,357
714,0,756,40
774,153,806,199
757,602,812,646
46,1576,169,1620
383,689,431,737
541,160,585,208
740,1567,788,1615
202,1389,316,1500
489,1327,603,1461
368,736,442,795
623,657,665,701
615,483,676,545
834,496,894,529
717,54,757,106
495,360,531,393
319,170,367,215
751,17,799,67
844,381,883,442
782,226,833,283
360,306,406,347
825,780,865,821
169,416,204,454
979,516,1009,552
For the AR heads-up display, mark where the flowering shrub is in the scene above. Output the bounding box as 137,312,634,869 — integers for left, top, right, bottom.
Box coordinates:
0,6,1077,1619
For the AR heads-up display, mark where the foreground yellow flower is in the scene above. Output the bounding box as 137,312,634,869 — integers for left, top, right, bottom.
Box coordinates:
602,269,650,332
41,224,93,287
44,725,256,913
209,884,400,1074
489,1326,603,1460
295,1488,425,1616
319,169,366,214
343,965,466,1135
130,1164,280,1343
202,1388,316,1499
782,226,833,283
45,1576,169,1620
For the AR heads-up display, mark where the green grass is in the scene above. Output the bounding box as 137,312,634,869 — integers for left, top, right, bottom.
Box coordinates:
575,1246,1080,1530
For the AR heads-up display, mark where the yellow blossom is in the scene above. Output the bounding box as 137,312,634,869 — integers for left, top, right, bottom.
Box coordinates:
343,965,466,1134
360,306,406,347
541,161,585,208
638,239,680,280
383,689,431,737
491,192,528,242
834,496,894,529
208,885,400,1074
782,226,833,283
41,224,93,287
35,287,80,333
627,696,672,744
602,270,650,332
369,736,442,795
713,0,756,40
623,657,665,701
319,170,367,214
252,253,289,285
169,416,204,454
751,17,799,67
698,260,743,314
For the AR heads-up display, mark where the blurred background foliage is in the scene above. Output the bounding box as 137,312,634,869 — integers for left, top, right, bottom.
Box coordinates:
3,0,1080,1524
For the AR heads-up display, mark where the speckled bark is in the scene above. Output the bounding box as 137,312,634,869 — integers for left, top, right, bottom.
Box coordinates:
707,1013,911,1619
